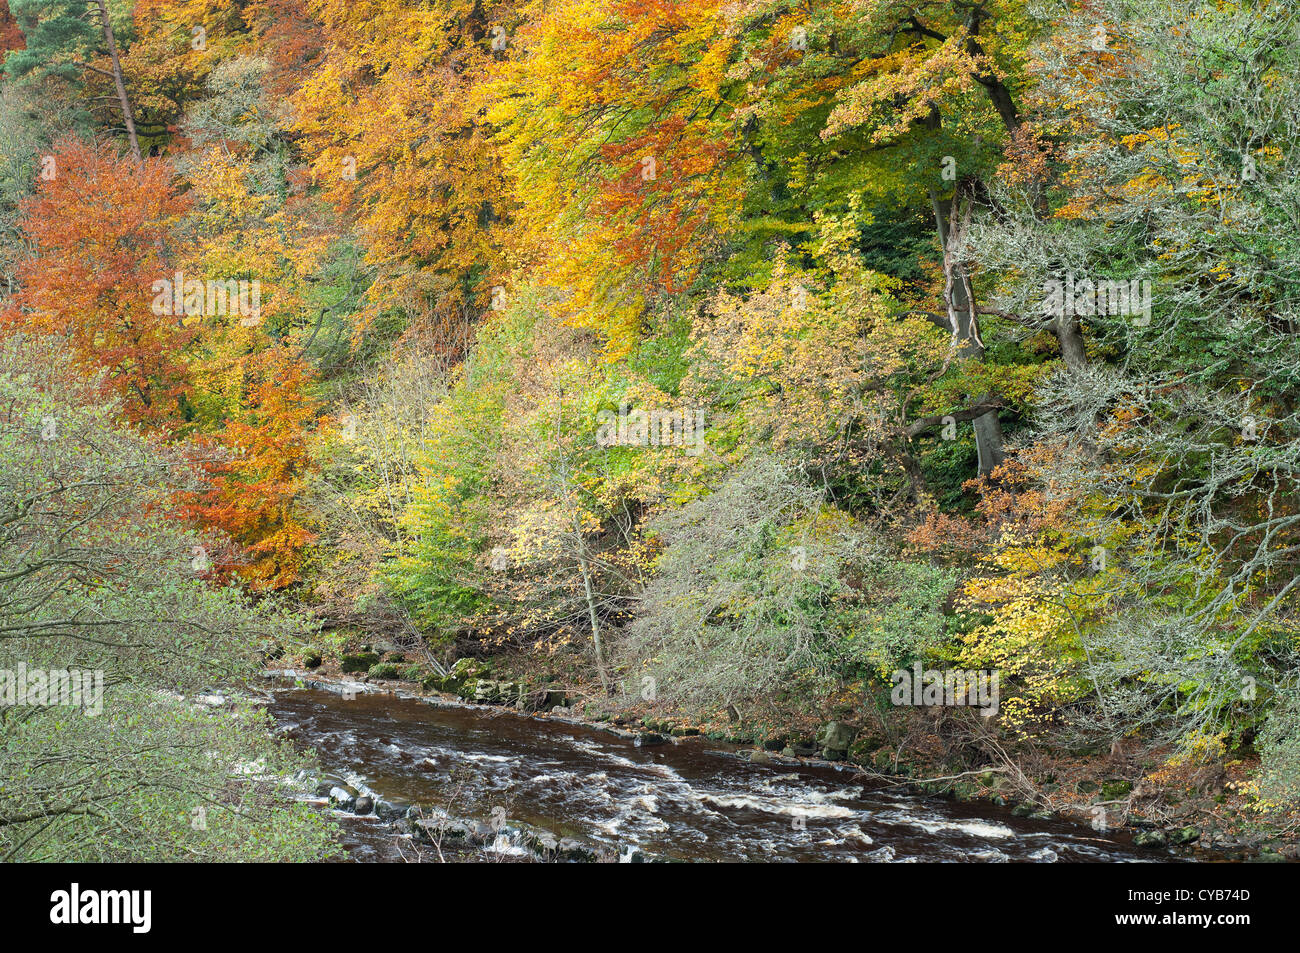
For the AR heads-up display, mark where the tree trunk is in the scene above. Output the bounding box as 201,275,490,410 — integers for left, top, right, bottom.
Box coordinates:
94,0,142,162
1055,313,1088,370
931,183,1004,475
576,543,611,696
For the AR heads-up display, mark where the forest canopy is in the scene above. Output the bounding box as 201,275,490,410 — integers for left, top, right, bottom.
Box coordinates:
3,0,1300,859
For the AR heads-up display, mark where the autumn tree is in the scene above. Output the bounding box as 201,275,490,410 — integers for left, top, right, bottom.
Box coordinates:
180,351,320,590
3,136,190,428
289,0,519,341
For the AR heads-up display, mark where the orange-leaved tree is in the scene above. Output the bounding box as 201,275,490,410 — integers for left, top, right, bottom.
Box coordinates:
179,350,320,590
4,137,192,429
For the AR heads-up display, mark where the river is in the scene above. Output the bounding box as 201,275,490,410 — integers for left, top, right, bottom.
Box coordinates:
268,680,1165,863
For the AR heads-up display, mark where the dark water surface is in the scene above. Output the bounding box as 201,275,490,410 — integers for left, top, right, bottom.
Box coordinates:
268,684,1164,863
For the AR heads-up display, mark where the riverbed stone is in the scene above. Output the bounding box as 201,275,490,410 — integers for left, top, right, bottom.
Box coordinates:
328,785,358,811
375,798,411,821
1134,829,1167,848
314,774,345,797
556,837,599,862
353,795,374,815
414,815,475,846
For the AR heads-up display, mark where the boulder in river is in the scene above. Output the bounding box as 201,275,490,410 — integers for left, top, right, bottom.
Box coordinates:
556,837,600,862
1134,829,1167,849
328,785,359,811
314,774,346,797
375,798,411,821
353,795,374,815
413,814,476,846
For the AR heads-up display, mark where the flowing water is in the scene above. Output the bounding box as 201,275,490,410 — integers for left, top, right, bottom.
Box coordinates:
268,681,1166,863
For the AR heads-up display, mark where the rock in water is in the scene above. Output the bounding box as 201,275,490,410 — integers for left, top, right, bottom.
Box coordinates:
1134,829,1167,849
328,785,358,811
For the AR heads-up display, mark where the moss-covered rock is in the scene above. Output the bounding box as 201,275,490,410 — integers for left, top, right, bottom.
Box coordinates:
467,678,520,705
847,738,878,764
368,662,401,680
950,781,980,801
818,721,856,757
439,657,490,695
1246,850,1287,863
450,657,489,680
1134,829,1167,848
1100,779,1133,801
340,651,380,674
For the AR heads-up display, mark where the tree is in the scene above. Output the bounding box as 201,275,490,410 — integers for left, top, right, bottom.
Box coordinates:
6,0,142,159
180,351,320,590
0,337,336,861
289,0,518,336
3,136,191,429
959,0,1300,751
